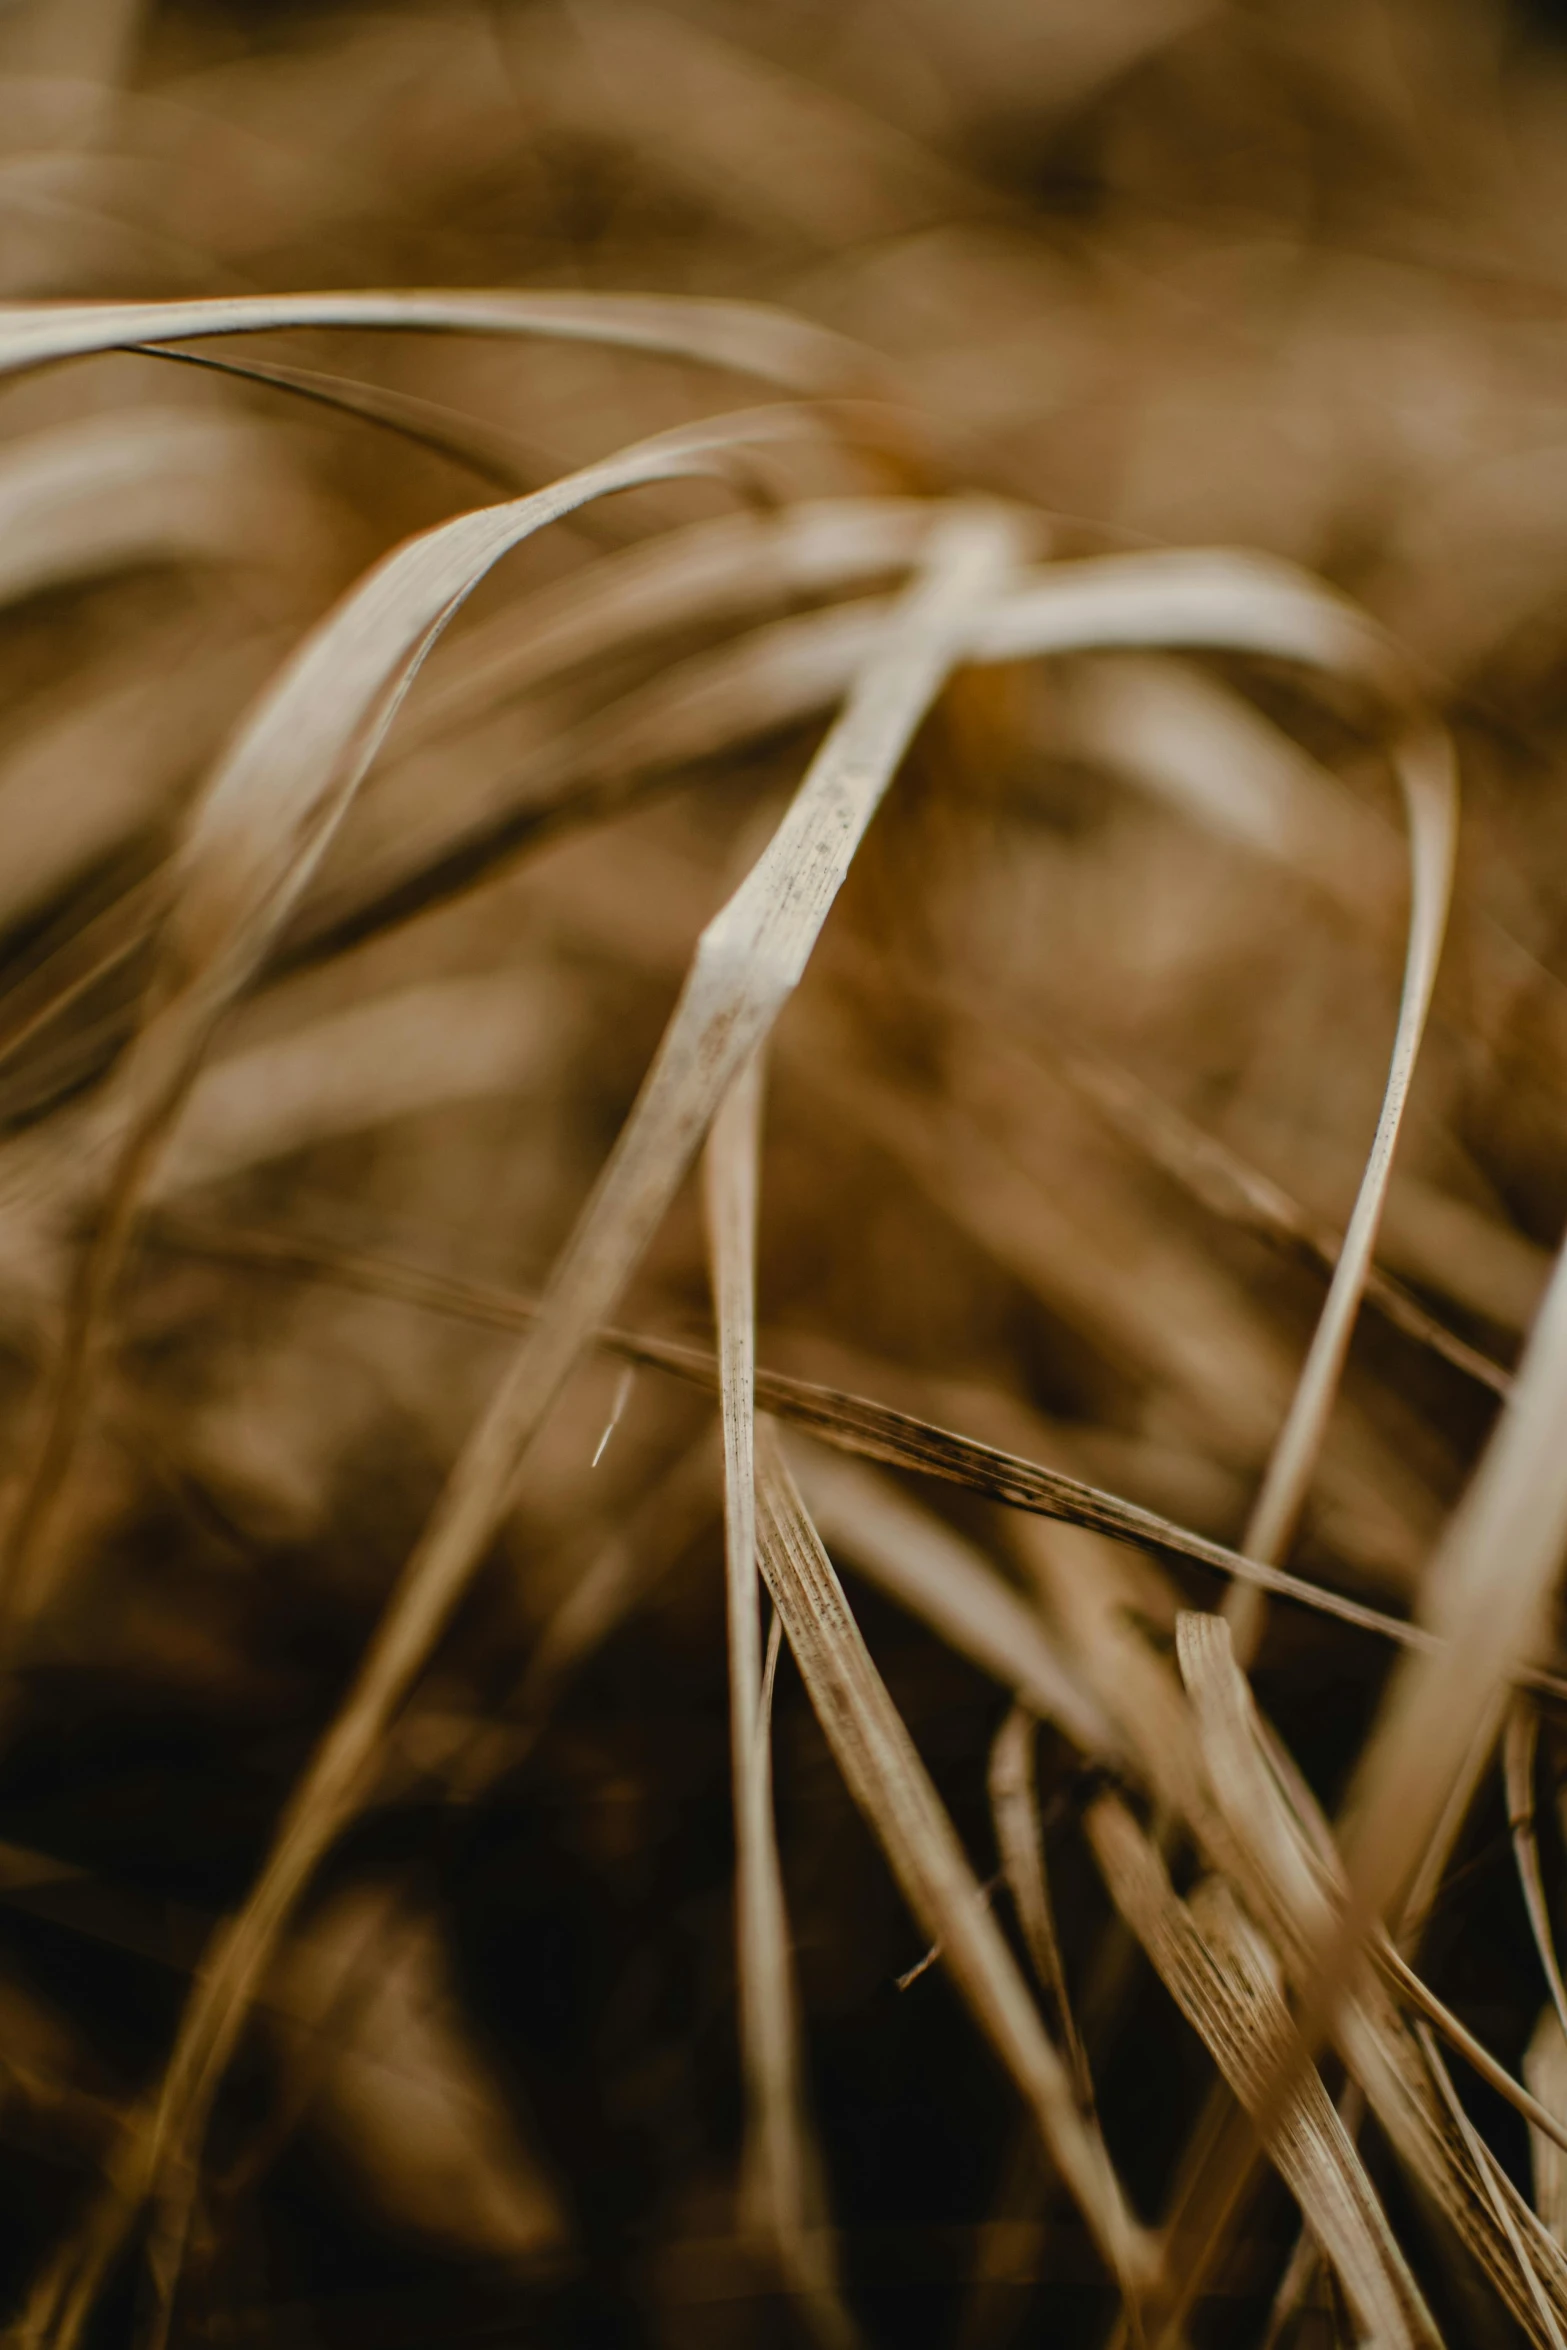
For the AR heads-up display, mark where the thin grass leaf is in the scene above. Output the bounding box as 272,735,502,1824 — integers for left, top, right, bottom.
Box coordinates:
705,1050,856,2347
1507,1703,1567,2046
988,1708,1095,2110
1064,1048,1509,1399
135,345,564,500
1329,1228,1567,2017
17,502,1014,2347
0,289,884,396
1226,728,1455,1652
1418,2019,1567,2350
1082,1790,1443,2350
1174,1609,1567,2341
158,1214,1567,1703
752,1420,1154,2301
0,400,835,1620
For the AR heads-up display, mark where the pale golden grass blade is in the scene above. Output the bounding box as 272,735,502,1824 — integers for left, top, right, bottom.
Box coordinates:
1082,1790,1443,2350
751,1420,1154,2302
0,401,833,1618
1328,1231,1567,2011
398,498,950,755
160,1214,1567,1703
1226,712,1455,1648
1003,559,1463,1652
329,547,1449,988
1528,2011,1567,2251
1418,2020,1567,2350
1175,1619,1567,2161
1507,1703,1567,2044
1175,1609,1567,2341
0,289,883,396
16,503,1012,2345
988,1708,1095,2111
705,1052,857,2346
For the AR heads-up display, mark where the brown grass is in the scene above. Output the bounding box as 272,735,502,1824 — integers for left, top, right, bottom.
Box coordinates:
2,2,1567,2345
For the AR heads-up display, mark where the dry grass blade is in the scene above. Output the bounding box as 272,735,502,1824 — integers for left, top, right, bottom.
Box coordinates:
17,502,1011,2344
752,1420,1154,2303
136,344,553,498
991,548,1462,1658
1418,2019,1567,2350
1066,1052,1510,1398
398,499,947,754
988,1708,1095,2110
0,290,883,397
1331,1229,1567,2013
705,1051,856,2345
1082,1789,1443,2350
1507,1703,1567,2044
1528,2010,1567,2251
162,1215,1567,1701
287,543,1444,1003
1175,1610,1567,2340
1226,712,1455,1651
0,401,833,1620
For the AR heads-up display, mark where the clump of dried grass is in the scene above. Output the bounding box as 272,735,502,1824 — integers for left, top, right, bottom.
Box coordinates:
2,0,1567,2345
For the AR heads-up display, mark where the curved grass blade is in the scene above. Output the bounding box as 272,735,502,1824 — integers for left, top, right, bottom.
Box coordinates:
135,344,554,499
1325,1229,1567,2046
0,288,883,396
14,502,1014,2347
0,401,834,1621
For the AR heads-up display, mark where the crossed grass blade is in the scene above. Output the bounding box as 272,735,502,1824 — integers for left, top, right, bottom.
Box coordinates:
0,399,838,1621
1312,1226,1567,2078
13,498,1013,2345
705,1051,857,2346
752,1418,1154,2308
1082,1789,1443,2350
1173,1610,1567,2343
160,1212,1567,1695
